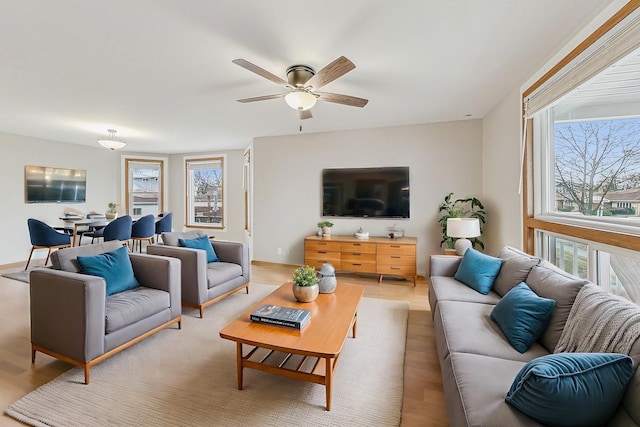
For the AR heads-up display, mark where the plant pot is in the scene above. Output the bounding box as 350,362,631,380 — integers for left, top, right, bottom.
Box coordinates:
292,283,319,302
322,226,331,236
444,248,457,256
105,213,118,220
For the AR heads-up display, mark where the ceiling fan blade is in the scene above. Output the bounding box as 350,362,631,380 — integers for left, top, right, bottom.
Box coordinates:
300,110,313,120
236,93,287,103
232,59,292,89
305,56,355,90
316,92,368,108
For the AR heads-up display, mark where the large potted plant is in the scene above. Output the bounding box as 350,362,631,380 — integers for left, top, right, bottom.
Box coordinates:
438,192,486,253
292,265,320,302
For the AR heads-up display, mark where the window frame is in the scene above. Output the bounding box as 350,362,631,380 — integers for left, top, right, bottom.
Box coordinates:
184,155,226,230
124,158,164,217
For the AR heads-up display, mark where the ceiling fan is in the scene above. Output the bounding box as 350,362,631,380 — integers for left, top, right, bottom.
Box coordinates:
232,56,368,120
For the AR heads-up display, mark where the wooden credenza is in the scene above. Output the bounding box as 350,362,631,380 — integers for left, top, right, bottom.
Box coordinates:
304,235,417,286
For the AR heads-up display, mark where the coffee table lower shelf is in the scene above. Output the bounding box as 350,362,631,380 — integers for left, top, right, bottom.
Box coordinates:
234,313,356,411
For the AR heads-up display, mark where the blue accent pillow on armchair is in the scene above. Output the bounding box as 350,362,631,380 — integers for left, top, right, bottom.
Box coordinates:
453,248,502,294
77,245,140,296
179,234,219,263
490,282,555,353
506,352,633,426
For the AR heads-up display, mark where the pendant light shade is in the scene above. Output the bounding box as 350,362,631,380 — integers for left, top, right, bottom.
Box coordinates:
97,129,126,150
285,90,317,111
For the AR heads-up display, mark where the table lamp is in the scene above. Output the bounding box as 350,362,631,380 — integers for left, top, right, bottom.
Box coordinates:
447,218,481,255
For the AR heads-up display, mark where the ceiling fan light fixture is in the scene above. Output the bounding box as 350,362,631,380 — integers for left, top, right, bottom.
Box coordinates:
285,90,317,111
97,129,126,150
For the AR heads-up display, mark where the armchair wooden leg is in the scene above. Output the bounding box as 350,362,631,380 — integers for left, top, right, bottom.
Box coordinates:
31,346,36,363
84,365,90,385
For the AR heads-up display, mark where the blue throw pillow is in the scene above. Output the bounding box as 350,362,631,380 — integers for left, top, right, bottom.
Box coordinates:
506,353,633,427
77,246,140,296
179,234,219,263
453,248,502,294
490,282,555,353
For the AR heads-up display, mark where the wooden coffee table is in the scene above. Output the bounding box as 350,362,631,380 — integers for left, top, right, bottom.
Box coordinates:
219,281,364,411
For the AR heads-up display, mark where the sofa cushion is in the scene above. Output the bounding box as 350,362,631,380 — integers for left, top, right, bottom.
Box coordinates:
454,249,503,295
506,353,633,427
77,246,140,296
525,264,588,352
490,283,555,353
442,353,540,427
179,234,219,263
493,246,541,297
161,230,206,247
206,262,243,288
50,240,123,273
435,300,549,362
105,286,171,333
429,276,501,312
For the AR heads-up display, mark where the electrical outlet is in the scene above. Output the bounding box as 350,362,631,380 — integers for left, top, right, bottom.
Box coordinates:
277,248,282,255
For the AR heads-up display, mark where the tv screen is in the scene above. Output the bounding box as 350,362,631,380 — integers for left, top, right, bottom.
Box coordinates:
25,165,87,204
322,167,410,218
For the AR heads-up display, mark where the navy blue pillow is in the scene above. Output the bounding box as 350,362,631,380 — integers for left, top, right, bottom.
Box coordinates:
179,235,219,263
77,245,140,296
506,353,633,426
490,282,555,353
453,248,502,294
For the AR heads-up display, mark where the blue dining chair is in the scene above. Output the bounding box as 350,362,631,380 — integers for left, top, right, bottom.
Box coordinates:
155,212,173,243
25,218,72,270
103,215,132,247
130,214,155,252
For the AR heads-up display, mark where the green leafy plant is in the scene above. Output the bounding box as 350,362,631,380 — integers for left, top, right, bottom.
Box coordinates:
438,192,486,250
292,265,319,287
317,220,334,229
106,202,118,214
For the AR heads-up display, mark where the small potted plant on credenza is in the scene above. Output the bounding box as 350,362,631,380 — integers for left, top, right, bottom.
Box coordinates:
317,220,334,236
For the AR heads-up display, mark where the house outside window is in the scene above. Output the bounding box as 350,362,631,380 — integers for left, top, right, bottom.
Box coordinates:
185,155,225,229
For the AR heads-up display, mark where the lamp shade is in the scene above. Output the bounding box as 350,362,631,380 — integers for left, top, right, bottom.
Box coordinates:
285,90,317,111
446,218,481,238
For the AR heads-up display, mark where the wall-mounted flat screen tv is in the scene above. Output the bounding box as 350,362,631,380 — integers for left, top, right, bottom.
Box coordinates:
25,165,87,204
322,167,410,218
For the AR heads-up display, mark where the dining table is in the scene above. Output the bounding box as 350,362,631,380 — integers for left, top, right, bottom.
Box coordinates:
59,216,113,246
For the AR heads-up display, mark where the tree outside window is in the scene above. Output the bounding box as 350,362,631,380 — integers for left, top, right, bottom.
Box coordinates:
185,156,224,228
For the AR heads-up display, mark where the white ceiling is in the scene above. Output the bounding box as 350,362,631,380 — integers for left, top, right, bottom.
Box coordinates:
0,0,612,154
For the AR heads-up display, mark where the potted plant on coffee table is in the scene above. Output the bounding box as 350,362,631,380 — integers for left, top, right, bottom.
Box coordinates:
292,265,320,302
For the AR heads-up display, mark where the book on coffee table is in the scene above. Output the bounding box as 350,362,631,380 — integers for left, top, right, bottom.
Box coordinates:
250,304,311,330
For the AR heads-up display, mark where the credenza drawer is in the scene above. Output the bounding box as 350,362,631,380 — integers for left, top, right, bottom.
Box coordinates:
340,242,376,253
377,254,416,266
377,264,416,276
342,252,376,263
341,261,376,273
377,243,416,256
305,240,341,252
304,250,340,262
306,259,342,270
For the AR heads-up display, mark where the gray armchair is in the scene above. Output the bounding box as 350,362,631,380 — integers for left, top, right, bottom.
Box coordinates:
147,231,250,318
30,241,182,384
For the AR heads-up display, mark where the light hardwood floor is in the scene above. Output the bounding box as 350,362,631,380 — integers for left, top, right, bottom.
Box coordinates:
0,260,448,426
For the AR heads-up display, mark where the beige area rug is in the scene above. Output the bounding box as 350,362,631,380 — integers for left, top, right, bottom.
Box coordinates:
6,283,408,427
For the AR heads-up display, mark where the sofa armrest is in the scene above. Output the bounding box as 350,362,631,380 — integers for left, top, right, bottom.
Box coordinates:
30,268,106,363
211,240,250,281
129,253,182,319
429,255,463,277
146,244,208,304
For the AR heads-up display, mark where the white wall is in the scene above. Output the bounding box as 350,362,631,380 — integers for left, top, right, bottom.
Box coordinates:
0,132,121,265
166,149,246,243
482,87,523,254
252,120,483,276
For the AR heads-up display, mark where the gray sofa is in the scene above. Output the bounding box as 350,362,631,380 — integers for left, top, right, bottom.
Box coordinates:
147,231,250,318
429,246,640,426
30,241,182,384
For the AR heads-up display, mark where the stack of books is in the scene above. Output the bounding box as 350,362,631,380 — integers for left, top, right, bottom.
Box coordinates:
250,304,311,330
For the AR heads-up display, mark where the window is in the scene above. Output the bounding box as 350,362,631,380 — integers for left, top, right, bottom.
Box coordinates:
185,156,225,229
523,4,640,299
124,158,164,216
